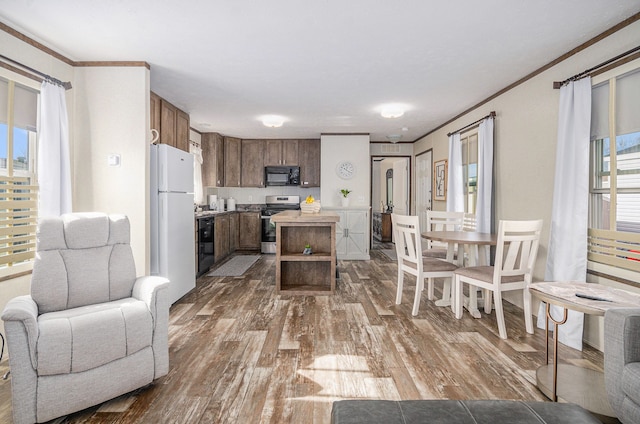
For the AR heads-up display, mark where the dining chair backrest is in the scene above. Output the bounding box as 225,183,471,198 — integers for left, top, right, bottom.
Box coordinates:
425,211,464,250
493,219,543,286
391,214,422,270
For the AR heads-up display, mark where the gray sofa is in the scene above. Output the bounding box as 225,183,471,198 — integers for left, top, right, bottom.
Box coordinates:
605,307,640,424
331,399,600,424
1,213,170,424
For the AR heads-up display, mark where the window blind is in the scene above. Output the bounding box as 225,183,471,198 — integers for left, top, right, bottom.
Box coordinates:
590,81,609,141
0,176,38,267
616,68,640,136
0,78,7,124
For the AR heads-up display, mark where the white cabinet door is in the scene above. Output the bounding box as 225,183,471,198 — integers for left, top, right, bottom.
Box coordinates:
327,208,370,260
346,210,368,258
334,210,347,256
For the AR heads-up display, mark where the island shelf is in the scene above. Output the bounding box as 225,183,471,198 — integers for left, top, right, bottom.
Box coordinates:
271,210,340,295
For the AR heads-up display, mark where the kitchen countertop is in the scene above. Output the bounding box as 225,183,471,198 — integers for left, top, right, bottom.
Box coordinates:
195,207,262,218
270,210,340,223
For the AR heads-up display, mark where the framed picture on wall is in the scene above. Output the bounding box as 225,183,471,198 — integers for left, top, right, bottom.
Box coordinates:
434,159,447,201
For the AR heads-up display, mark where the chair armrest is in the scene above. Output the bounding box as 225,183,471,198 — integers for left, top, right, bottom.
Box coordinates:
132,276,170,378
1,295,39,369
604,308,640,415
132,275,169,324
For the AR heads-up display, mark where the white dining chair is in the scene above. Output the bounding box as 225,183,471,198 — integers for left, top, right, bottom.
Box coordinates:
422,210,465,260
392,214,459,316
453,219,543,339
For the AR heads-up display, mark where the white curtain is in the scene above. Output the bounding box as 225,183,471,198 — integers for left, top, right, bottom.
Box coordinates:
37,81,71,217
537,77,591,351
446,133,464,212
476,117,494,233
190,143,204,205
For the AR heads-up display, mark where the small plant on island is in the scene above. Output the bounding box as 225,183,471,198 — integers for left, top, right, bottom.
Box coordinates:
340,189,352,198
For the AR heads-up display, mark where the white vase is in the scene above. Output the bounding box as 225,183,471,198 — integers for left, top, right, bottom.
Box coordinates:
341,197,350,207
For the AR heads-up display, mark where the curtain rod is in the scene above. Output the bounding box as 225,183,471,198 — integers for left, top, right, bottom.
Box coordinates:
447,111,495,137
553,45,640,89
0,53,72,90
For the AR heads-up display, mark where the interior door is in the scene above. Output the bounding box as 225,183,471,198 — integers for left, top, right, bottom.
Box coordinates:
416,150,433,233
392,158,409,215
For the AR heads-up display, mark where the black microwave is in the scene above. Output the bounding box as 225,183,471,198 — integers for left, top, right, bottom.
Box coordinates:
265,166,300,186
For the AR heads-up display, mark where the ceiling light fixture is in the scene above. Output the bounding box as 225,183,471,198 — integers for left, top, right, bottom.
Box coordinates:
386,134,402,144
380,105,405,119
262,115,285,128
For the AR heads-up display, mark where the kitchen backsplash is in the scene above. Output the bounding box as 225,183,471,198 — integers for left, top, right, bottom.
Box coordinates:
203,186,321,206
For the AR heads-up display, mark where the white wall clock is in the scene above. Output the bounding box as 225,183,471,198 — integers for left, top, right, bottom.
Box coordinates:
336,161,356,179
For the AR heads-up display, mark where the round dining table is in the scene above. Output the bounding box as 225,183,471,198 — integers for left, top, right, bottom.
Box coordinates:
421,230,498,317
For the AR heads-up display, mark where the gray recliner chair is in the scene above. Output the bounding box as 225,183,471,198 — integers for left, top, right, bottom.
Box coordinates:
605,307,640,424
1,213,170,424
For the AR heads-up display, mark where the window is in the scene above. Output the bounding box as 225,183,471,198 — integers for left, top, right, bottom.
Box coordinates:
588,65,640,272
0,77,39,276
461,131,478,214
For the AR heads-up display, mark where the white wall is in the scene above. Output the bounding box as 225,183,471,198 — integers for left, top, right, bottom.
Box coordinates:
413,19,640,349
73,66,150,274
321,134,370,207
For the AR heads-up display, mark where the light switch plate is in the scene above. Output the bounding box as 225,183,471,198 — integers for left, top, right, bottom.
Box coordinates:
108,154,121,167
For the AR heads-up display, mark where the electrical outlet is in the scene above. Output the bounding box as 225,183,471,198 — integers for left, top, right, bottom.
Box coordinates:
358,195,364,203
248,195,253,202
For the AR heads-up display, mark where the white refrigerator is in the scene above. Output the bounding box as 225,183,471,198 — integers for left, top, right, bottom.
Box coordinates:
150,144,196,305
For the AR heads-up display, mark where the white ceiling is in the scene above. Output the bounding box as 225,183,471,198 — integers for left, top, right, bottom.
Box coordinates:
1,1,638,141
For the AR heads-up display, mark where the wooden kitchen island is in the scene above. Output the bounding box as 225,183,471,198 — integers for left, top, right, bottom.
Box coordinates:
271,210,340,295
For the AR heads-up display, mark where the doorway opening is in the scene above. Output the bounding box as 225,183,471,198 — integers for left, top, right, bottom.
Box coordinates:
371,156,411,250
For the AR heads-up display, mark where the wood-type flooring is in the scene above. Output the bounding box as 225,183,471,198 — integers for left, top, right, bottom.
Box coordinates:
0,251,607,423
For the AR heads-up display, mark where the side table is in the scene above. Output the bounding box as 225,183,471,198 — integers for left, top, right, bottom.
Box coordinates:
529,281,640,423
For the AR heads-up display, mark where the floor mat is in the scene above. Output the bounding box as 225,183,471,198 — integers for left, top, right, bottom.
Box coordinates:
207,255,261,277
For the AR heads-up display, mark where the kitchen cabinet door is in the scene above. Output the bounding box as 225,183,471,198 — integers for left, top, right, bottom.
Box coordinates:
201,132,224,187
229,213,239,252
160,100,177,148
239,212,261,250
282,139,299,165
215,134,225,187
265,139,282,166
299,139,321,187
214,214,230,262
224,137,242,187
150,92,161,136
175,109,190,152
241,139,265,187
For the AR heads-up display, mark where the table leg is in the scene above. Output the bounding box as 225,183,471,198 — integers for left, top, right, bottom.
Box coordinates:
435,286,451,307
544,302,568,402
465,244,482,318
435,242,458,307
